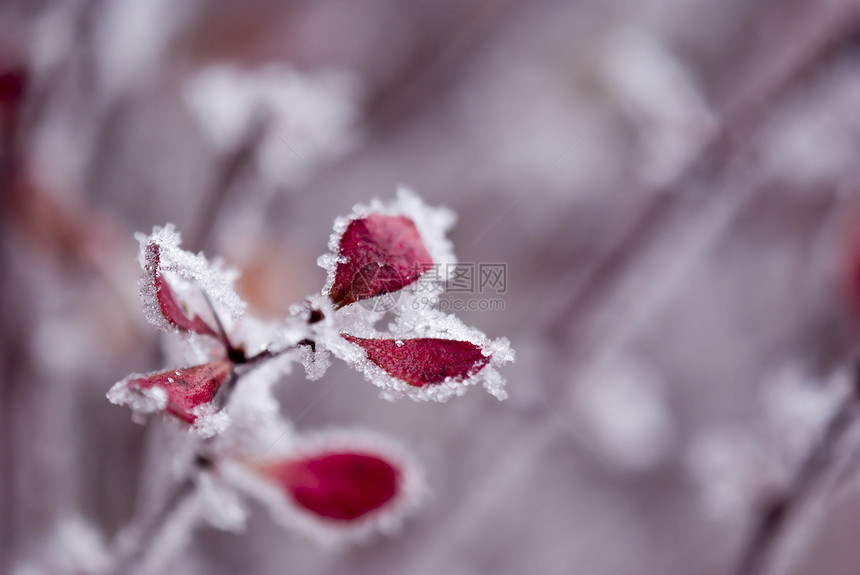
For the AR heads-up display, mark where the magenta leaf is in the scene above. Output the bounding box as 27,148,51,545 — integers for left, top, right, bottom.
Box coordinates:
144,243,218,337
128,360,232,423
0,66,26,128
260,451,401,521
328,214,434,308
341,334,490,387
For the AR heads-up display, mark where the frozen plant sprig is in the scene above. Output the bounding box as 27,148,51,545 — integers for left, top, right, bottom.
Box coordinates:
103,189,514,571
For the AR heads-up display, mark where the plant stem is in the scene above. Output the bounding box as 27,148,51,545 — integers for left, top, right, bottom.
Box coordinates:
733,369,860,575
105,475,197,575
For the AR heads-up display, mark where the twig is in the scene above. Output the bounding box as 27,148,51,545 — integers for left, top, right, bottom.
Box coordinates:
105,475,198,575
192,111,270,253
546,7,860,347
733,367,860,575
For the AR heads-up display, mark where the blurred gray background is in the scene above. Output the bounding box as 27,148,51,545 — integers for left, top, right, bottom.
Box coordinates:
4,0,860,573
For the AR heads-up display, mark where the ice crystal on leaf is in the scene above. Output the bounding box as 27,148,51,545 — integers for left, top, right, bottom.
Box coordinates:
340,307,514,402
137,224,245,336
342,335,489,388
310,190,512,401
329,213,433,308
107,360,232,426
319,187,456,309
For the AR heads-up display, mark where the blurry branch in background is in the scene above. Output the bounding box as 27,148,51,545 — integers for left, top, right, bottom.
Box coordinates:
192,111,269,252
523,3,860,573
546,2,860,355
734,366,860,575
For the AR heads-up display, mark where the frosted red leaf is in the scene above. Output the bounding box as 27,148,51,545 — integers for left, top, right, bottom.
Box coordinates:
128,360,232,423
259,451,401,521
329,214,433,308
341,334,490,387
146,243,218,337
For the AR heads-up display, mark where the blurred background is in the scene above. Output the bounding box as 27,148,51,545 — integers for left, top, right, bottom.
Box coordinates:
4,0,860,573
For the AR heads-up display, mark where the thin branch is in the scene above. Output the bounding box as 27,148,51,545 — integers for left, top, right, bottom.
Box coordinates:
733,368,860,575
546,8,860,347
192,110,270,253
105,475,197,575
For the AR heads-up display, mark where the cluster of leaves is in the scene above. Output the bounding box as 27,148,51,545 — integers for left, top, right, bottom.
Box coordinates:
107,189,514,544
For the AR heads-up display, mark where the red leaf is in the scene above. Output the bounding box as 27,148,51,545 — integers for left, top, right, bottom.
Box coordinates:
146,243,218,337
342,335,490,387
329,214,433,308
261,452,401,521
128,360,232,423
0,65,26,130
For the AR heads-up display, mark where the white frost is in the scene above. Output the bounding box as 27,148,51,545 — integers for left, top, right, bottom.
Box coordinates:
190,404,232,438
136,223,246,334
106,372,168,421
183,64,361,187
318,188,458,302
333,307,514,402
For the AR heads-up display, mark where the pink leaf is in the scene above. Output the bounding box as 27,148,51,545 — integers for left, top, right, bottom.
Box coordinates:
259,451,401,521
144,243,218,337
128,360,232,423
0,65,26,130
341,334,490,387
328,214,433,308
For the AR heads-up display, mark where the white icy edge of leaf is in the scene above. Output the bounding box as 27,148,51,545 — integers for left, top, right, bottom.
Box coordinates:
106,372,169,419
317,187,458,302
222,428,427,547
107,369,233,436
328,306,514,402
191,403,232,438
136,223,246,333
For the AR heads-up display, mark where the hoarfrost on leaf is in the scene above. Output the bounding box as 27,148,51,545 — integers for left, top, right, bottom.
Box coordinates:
227,428,425,546
137,224,245,336
338,308,513,402
344,306,515,401
319,188,457,308
341,335,490,387
107,360,232,426
107,373,168,417
191,403,232,438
